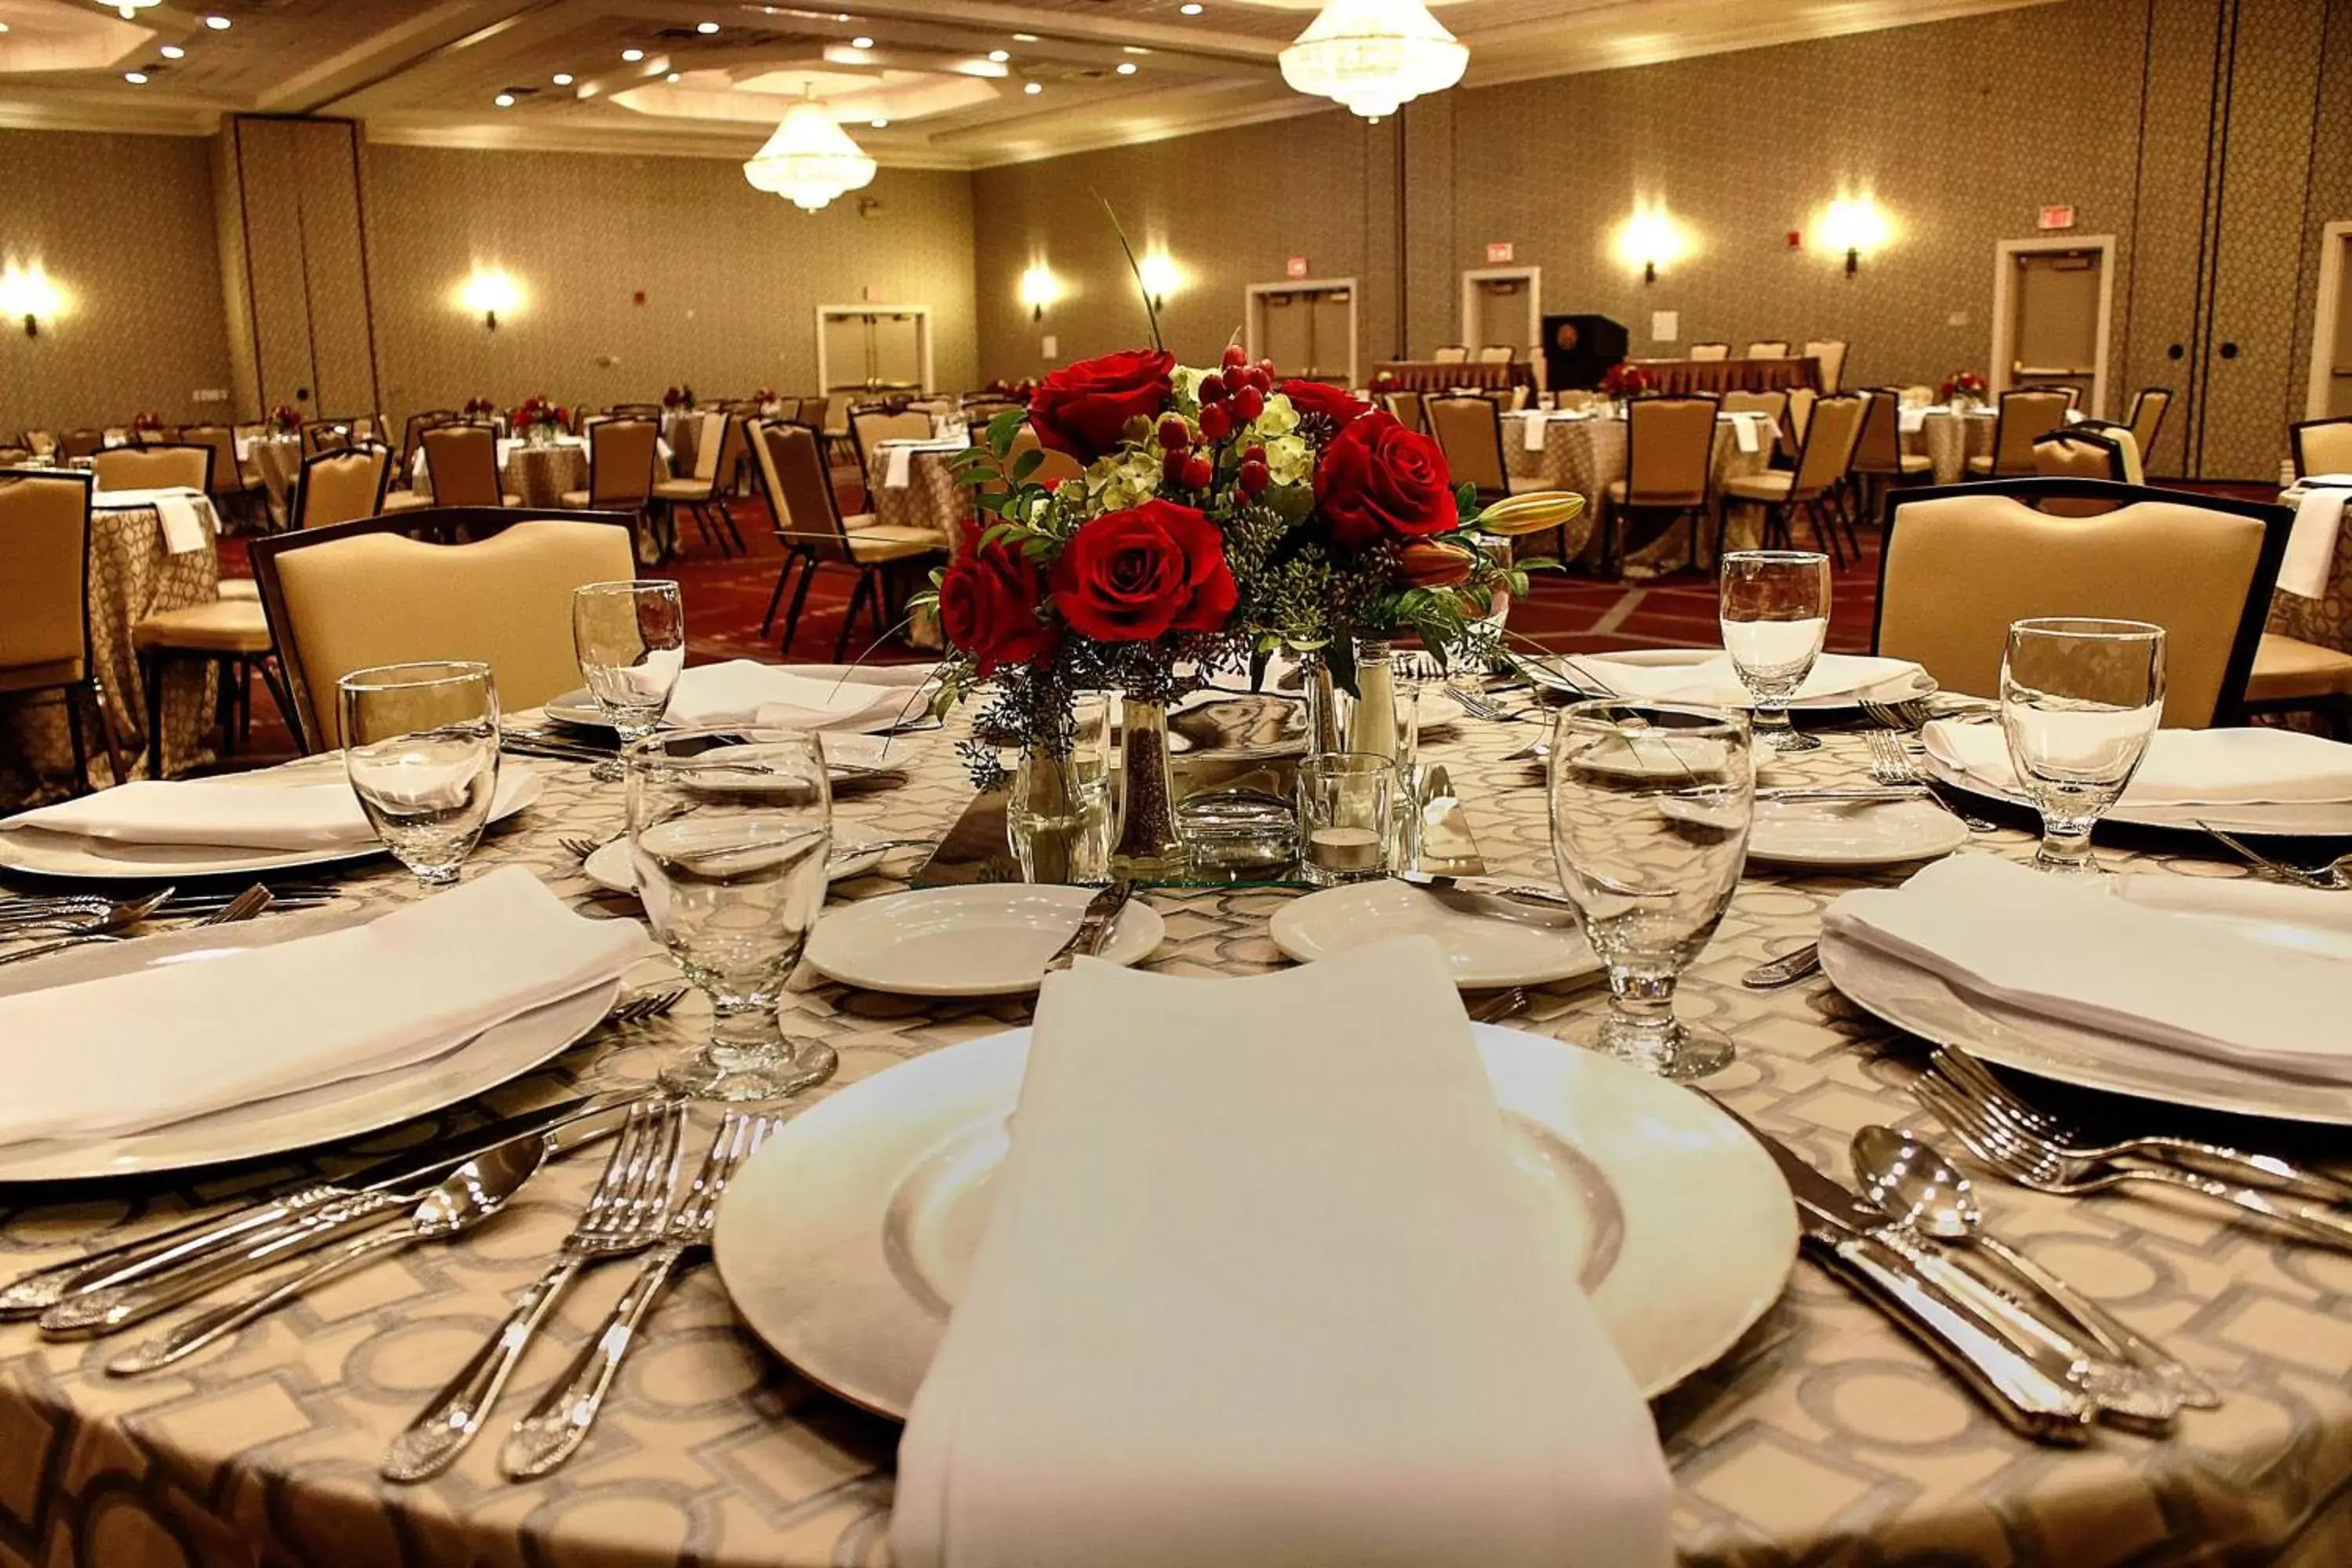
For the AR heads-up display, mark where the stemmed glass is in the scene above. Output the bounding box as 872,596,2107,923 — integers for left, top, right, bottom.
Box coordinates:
628,728,837,1101
1719,550,1831,753
573,580,686,781
337,661,502,887
1547,702,1754,1079
2000,617,2165,875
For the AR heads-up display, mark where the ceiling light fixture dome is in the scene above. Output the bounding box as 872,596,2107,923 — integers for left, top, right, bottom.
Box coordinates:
1278,0,1466,121
742,87,878,212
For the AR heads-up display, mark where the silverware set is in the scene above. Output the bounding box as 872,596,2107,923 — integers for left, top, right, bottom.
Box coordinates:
1443,685,1530,724
1863,729,1998,833
2194,821,2351,891
1046,880,1134,971
0,880,336,935
0,882,309,966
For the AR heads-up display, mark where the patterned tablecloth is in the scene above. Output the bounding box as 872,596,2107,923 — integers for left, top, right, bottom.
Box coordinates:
0,503,220,804
245,436,304,528
2269,485,2352,656
1907,408,1999,485
1504,412,1770,572
409,442,589,510
2,710,2349,1567
860,442,967,540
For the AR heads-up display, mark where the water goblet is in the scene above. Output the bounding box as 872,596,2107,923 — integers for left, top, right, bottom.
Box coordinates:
572,579,686,781
628,728,837,1101
1548,701,1753,1079
337,660,501,886
2000,617,2165,875
1720,549,1830,753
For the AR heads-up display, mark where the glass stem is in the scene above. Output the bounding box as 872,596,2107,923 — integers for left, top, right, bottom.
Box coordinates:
2039,820,2095,868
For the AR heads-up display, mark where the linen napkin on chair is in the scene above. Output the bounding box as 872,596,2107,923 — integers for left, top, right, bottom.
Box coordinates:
1,765,536,851
660,659,932,732
891,936,1672,1568
1824,854,2352,1083
1920,721,2352,806
91,487,212,553
0,866,648,1144
1575,650,1923,706
2279,475,2352,600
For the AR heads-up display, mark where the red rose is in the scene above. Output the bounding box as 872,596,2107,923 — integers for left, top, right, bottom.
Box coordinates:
1029,349,1176,463
938,536,1056,675
1050,499,1236,643
1279,379,1370,426
1315,412,1457,551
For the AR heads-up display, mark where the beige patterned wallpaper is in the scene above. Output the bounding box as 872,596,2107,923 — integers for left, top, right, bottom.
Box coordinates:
0,130,235,436
2286,0,2352,432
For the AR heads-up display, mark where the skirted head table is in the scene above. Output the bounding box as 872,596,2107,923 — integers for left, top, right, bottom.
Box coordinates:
1,709,2347,1567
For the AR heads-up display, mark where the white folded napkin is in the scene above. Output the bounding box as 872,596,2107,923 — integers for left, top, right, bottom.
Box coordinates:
0,866,648,1145
661,659,932,733
892,937,1671,1568
1577,650,1922,706
1,764,535,851
2280,483,2350,599
91,486,213,554
1921,720,2352,805
1824,854,2352,1082
1897,406,1929,434
1523,412,1550,451
1729,412,1761,452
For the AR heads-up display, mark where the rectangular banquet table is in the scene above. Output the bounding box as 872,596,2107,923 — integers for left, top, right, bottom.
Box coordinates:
1,708,2349,1567
1628,356,1821,395
1372,359,1536,393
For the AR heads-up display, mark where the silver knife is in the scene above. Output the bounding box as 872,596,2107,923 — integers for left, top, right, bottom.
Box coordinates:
1395,869,1581,915
1702,1094,2096,1443
36,1098,645,1338
1045,880,1134,972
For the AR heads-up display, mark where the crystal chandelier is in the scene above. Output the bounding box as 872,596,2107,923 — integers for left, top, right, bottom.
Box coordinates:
742,89,878,212
1278,0,1468,122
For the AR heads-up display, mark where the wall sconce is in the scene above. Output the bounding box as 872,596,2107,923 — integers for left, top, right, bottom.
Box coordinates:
1018,263,1060,322
457,267,522,331
1137,252,1181,313
1816,191,1893,276
1611,200,1689,285
0,260,61,338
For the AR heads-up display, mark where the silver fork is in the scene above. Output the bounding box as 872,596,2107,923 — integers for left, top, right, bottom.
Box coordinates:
606,987,687,1026
558,834,608,862
500,1112,775,1478
1864,730,1998,833
1915,1076,2352,1249
2195,822,2351,891
1932,1047,2352,1205
1445,686,1527,724
381,1100,687,1483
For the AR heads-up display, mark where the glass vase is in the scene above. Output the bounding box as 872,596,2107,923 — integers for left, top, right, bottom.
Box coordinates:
1109,697,1185,880
526,423,554,448
1301,650,1343,758
1005,745,1111,884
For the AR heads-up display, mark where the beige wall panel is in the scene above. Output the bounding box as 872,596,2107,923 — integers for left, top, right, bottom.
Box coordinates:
288,120,381,422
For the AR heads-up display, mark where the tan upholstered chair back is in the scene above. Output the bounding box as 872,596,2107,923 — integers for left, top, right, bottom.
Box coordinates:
1791,394,1866,498
753,421,855,565
59,430,105,459
1687,343,1730,362
182,426,240,497
688,411,729,484
292,445,390,530
421,424,503,506
1717,390,1784,423
400,411,456,473
1802,339,1847,391
1744,341,1789,359
1624,396,1717,506
0,473,90,682
1431,345,1469,364
1852,390,1904,476
1987,390,2075,476
1877,491,2275,727
1784,387,1818,452
2126,388,2172,459
1004,424,1083,487
709,412,750,488
1380,390,1426,433
586,419,659,505
851,408,933,451
92,444,211,493
824,394,858,432
2033,431,2125,484
303,421,358,456
267,518,635,750
1425,396,1507,494
1474,346,1516,364
2292,416,2352,477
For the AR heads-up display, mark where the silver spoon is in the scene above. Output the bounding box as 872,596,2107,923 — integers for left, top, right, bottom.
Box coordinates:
1852,1124,2216,1416
107,1138,546,1375
0,887,177,968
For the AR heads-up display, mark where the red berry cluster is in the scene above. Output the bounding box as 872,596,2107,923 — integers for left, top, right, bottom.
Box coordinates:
1162,344,1279,498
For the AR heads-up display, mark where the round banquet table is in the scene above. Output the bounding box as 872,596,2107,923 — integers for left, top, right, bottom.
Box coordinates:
1907,405,1999,485
1504,410,1769,573
0,500,220,805
408,439,589,510
859,443,964,652
2,712,2349,1567
2269,481,2352,658
245,435,304,528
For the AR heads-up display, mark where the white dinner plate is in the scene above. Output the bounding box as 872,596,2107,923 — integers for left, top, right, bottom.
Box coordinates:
582,836,891,895
0,761,542,881
1525,648,1936,712
712,1023,1798,1417
1919,750,2352,839
1746,797,1970,869
1819,925,2352,1126
0,909,618,1180
804,885,1165,996
1271,880,1602,989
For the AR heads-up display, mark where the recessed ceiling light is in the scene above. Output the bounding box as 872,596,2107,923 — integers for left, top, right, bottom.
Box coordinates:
987,48,1008,61
666,71,681,81
1023,79,1042,94
852,34,874,47
494,92,515,107
1179,3,1202,13
124,71,148,83
1124,45,1150,53
622,47,644,61
552,72,573,85
1116,60,1137,73
204,14,230,28
0,22,11,33
1013,31,1037,40
696,20,720,32
871,117,890,127
160,44,185,58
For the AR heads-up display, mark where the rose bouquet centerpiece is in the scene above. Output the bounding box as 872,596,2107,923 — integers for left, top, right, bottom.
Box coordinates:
129,411,167,441
662,384,696,412
462,396,499,420
1941,370,1989,411
512,395,568,445
267,404,303,437
753,387,781,415
1599,361,1653,411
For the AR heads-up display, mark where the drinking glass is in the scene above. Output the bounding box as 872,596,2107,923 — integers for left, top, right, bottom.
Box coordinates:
338,661,501,886
1298,753,1397,887
1548,702,1753,1079
1004,691,1114,884
1999,618,2165,874
629,728,837,1101
1719,550,1830,753
572,579,686,781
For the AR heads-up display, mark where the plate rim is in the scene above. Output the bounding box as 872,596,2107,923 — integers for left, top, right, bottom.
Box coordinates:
1533,648,1935,711
804,884,1167,996
1744,797,1971,869
1269,880,1602,988
1920,750,2352,840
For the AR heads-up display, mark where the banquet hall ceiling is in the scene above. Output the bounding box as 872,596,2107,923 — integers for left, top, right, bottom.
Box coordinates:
0,0,2061,167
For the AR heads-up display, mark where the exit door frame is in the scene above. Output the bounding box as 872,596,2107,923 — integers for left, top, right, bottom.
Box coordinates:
1244,277,1359,387
815,303,935,393
2305,220,2352,420
1459,266,1542,358
1988,235,2115,419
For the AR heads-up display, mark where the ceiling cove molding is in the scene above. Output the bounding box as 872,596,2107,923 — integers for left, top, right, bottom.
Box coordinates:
360,118,976,172
960,93,1341,168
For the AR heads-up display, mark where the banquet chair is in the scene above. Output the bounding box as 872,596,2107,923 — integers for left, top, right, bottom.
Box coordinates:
1781,387,1818,460
652,410,746,557
1475,346,1517,364
1873,481,2289,727
1744,341,1789,359
2030,428,2131,514
1431,346,1470,364
2125,387,2172,468
249,510,637,753
1802,339,1848,392
848,405,936,510
1687,343,1730,362
303,420,358,456
561,417,661,554
609,402,662,419
1718,389,1786,423
2291,416,2352,478
1379,390,1428,434
397,410,457,484
59,430,105,459
23,428,56,458
1721,392,1867,567
1599,394,1718,575
91,442,213,494
289,444,392,531
0,470,128,792
1968,388,2074,477
750,421,943,660
127,425,182,447
1849,388,1934,521
1425,395,1537,510
419,423,519,510
181,424,247,510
